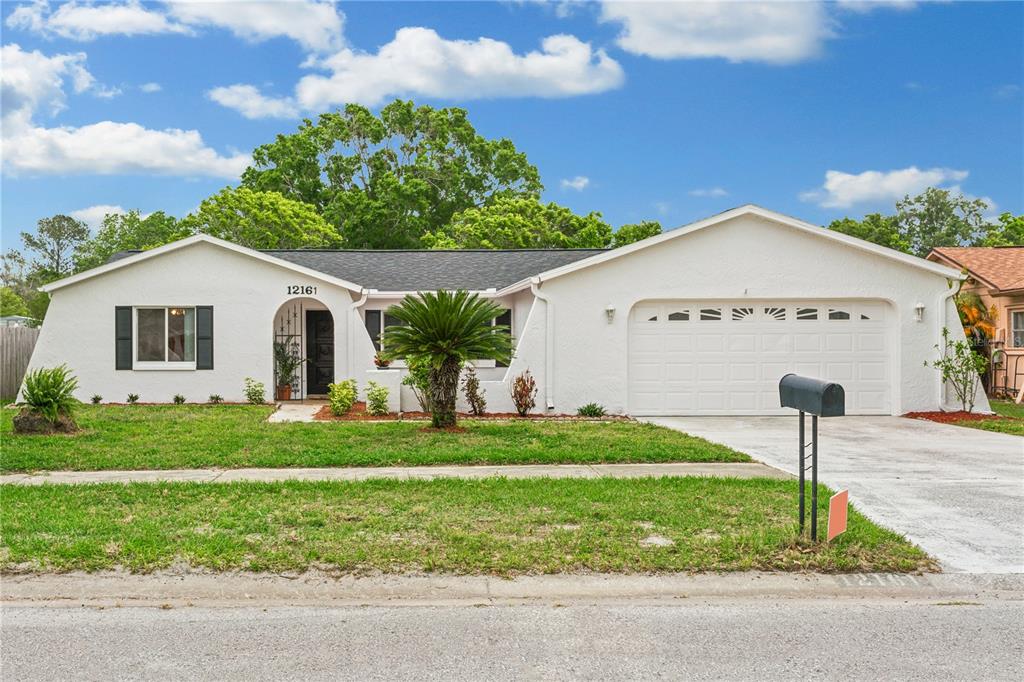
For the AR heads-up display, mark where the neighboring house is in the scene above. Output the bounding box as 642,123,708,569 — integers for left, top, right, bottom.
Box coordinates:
24,205,986,415
0,315,35,328
927,246,1024,397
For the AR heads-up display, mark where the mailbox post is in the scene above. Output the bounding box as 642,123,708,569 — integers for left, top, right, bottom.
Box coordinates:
778,374,845,541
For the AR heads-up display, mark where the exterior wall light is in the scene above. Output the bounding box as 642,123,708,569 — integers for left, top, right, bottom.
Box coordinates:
605,305,616,323
914,302,925,323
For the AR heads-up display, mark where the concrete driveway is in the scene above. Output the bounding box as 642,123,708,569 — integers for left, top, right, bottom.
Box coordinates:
644,416,1024,573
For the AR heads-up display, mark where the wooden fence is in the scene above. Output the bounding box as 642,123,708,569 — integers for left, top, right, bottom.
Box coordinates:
1,326,40,400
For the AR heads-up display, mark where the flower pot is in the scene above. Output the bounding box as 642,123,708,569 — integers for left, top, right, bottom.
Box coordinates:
276,385,292,401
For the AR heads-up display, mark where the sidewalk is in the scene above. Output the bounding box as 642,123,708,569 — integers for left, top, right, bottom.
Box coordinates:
0,462,787,486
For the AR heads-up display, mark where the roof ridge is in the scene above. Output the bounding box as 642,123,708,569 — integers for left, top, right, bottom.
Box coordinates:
261,247,609,253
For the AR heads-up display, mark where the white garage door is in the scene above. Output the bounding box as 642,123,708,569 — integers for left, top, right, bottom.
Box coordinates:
628,300,892,415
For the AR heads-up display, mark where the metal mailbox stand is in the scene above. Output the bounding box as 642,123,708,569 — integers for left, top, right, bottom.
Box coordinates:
779,374,845,541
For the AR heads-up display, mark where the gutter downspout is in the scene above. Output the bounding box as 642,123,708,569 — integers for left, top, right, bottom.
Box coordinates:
530,277,556,410
348,289,368,379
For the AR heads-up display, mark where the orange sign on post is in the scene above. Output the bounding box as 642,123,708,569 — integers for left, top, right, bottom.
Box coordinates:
827,490,849,542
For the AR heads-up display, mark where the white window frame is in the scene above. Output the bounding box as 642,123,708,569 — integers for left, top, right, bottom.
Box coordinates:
133,306,197,370
1011,309,1024,349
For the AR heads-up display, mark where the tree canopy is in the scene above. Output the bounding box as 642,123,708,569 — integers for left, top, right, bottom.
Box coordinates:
1,287,29,317
241,100,543,249
613,220,663,247
981,212,1024,247
20,215,90,281
74,210,191,272
180,187,341,249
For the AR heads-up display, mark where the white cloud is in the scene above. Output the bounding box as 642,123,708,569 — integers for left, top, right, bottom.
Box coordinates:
800,166,970,208
1,44,249,179
70,204,127,230
207,84,299,120
994,84,1021,100
6,0,191,40
165,0,344,52
140,82,162,93
560,175,590,191
5,1,344,52
689,187,728,198
835,1,919,14
213,28,624,117
599,1,834,64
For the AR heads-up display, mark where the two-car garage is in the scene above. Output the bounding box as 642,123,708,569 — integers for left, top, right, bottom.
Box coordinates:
628,299,893,415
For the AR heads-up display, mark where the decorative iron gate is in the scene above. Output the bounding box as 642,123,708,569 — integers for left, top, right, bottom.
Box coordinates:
274,300,305,400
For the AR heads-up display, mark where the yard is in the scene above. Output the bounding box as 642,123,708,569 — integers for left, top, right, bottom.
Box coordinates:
954,400,1024,435
0,477,933,575
0,405,750,472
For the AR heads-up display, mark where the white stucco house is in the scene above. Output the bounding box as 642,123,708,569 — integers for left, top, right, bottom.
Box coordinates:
24,205,988,415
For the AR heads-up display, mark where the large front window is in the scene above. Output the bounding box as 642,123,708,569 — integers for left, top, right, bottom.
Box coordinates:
137,307,195,363
1012,310,1024,348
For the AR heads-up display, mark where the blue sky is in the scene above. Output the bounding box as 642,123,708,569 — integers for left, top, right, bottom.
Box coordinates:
2,1,1021,249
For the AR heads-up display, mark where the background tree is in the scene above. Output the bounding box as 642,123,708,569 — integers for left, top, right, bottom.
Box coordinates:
612,220,662,247
422,197,614,249
242,100,542,249
981,212,1024,247
74,210,191,272
1,287,29,317
827,213,909,252
20,215,90,281
180,187,341,249
381,290,513,428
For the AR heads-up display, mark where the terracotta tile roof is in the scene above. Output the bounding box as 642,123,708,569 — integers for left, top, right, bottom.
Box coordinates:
928,246,1024,292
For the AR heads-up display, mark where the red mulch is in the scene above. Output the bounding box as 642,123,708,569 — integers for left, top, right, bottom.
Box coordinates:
312,402,628,422
903,411,1002,424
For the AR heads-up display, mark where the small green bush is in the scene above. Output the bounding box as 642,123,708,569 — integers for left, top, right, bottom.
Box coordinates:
208,394,223,404
402,358,432,412
365,380,390,416
20,365,79,423
328,379,358,415
243,378,265,405
173,394,186,405
577,402,607,417
126,393,140,404
90,394,102,405
510,370,538,417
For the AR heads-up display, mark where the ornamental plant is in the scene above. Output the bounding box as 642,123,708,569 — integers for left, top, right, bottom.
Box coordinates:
365,380,390,416
208,394,224,404
402,357,433,412
19,365,79,425
243,378,265,405
328,379,358,415
925,327,989,413
381,290,512,428
90,394,102,405
510,370,538,417
577,402,606,417
173,394,186,405
126,393,140,404
462,366,487,416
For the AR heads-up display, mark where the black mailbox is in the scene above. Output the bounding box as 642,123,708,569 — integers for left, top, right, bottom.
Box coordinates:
778,374,845,417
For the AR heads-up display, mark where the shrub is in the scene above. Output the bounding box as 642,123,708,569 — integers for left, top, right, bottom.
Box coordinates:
20,365,79,423
365,380,390,416
510,370,538,417
90,394,102,405
243,378,265,405
172,394,186,405
328,379,358,415
208,394,223,404
402,357,433,412
577,402,606,417
126,393,140,404
462,366,487,415
925,326,989,413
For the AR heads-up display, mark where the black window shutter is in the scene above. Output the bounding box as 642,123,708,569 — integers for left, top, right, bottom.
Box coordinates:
196,306,214,370
115,306,132,370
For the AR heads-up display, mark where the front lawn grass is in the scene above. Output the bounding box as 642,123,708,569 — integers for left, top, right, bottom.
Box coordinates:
953,400,1024,436
0,405,749,472
0,477,933,574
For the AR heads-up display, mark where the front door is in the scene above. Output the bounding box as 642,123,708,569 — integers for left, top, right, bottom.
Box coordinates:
305,310,334,395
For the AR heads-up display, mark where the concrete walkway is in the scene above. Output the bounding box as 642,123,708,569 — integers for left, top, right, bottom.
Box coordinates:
644,416,1024,574
0,462,788,486
266,402,322,423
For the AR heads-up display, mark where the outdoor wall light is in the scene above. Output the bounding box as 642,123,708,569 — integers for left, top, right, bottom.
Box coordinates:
914,302,925,322
605,305,616,323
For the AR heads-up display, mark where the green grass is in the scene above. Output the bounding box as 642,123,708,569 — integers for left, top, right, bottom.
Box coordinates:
0,477,933,575
0,405,749,472
952,400,1024,435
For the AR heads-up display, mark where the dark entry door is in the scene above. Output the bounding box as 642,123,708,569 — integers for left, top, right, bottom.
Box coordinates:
305,310,334,395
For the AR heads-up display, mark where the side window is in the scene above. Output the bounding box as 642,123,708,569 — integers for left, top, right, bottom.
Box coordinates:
1012,311,1024,348
494,309,512,367
365,310,382,351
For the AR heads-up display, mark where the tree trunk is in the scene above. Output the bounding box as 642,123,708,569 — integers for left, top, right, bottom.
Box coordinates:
429,358,462,428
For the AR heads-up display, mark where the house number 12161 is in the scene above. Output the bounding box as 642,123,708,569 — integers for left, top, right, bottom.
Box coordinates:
287,285,317,295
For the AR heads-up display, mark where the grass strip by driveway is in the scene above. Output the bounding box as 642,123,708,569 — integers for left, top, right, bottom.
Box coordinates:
953,400,1024,436
0,405,749,473
0,478,932,575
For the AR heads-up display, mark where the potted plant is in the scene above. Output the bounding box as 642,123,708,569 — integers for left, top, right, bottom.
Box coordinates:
273,339,305,401
374,352,392,369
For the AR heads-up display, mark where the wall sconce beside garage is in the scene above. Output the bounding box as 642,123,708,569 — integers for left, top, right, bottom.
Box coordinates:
914,302,925,322
605,305,616,323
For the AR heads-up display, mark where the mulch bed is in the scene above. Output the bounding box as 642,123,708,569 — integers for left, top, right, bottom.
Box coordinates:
903,411,1004,424
312,402,630,422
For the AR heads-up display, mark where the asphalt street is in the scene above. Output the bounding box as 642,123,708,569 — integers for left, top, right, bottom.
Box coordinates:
3,599,1022,681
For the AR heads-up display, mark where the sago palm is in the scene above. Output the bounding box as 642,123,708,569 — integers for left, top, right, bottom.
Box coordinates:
381,290,513,428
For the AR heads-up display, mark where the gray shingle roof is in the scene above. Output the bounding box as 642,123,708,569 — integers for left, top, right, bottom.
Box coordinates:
108,247,606,291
